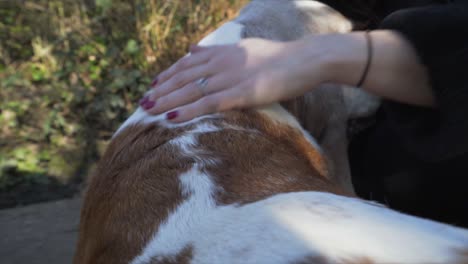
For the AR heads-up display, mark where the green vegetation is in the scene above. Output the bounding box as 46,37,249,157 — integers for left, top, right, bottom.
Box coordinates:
0,0,247,207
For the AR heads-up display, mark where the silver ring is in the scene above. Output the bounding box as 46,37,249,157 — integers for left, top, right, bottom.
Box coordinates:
195,77,209,96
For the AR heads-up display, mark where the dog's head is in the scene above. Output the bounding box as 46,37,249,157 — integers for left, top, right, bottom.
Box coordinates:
237,0,352,41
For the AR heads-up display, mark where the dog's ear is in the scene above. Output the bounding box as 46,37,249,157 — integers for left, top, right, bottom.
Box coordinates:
281,84,346,142
281,84,356,193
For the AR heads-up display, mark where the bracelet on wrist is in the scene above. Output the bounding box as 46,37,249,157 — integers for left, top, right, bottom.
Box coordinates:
356,31,373,88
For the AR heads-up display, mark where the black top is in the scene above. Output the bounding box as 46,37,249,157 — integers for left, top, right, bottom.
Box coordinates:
319,0,468,161
378,0,468,162
320,0,468,227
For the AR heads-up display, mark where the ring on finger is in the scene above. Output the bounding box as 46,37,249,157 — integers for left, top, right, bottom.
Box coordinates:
195,77,209,96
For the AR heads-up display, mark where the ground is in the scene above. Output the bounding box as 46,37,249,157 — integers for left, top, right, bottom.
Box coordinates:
0,198,81,264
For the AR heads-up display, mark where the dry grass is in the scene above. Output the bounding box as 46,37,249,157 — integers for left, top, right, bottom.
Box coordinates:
136,0,246,72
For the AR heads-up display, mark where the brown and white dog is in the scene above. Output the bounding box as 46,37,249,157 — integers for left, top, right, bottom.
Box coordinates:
74,1,468,263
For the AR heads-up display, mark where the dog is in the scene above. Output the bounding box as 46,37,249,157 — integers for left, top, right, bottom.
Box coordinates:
74,1,468,263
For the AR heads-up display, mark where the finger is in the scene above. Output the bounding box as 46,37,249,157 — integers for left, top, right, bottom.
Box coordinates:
150,62,215,101
147,80,203,115
166,86,248,123
148,73,240,115
154,50,212,87
190,44,208,53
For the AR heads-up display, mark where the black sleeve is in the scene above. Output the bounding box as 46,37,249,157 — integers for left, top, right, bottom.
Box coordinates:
378,1,468,162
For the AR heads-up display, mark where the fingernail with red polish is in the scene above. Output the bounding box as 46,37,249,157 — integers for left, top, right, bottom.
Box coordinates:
143,100,155,110
166,111,179,120
139,96,149,106
151,77,159,87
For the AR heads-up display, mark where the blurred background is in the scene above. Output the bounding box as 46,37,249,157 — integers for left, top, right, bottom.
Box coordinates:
0,0,246,208
0,0,246,263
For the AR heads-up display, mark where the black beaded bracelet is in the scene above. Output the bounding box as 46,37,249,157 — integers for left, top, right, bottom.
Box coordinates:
356,31,373,87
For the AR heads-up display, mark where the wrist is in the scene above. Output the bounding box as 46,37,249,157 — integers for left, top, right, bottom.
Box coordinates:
319,32,369,86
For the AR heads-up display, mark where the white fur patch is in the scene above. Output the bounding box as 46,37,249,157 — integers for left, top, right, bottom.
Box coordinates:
169,123,222,166
130,166,217,264
266,192,468,263
132,188,468,264
191,193,468,264
113,107,221,137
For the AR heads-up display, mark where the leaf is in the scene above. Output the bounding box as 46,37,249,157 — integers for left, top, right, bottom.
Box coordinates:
110,94,124,108
96,0,113,12
31,65,47,81
125,39,139,55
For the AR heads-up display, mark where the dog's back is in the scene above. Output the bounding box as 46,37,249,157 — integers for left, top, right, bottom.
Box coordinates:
74,1,468,263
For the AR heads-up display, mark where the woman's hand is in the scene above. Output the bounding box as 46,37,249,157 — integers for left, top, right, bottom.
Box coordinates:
140,30,435,123
141,37,333,122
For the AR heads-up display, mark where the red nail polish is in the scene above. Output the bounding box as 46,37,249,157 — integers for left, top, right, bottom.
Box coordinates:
151,77,159,87
139,96,149,106
166,111,179,120
143,100,155,110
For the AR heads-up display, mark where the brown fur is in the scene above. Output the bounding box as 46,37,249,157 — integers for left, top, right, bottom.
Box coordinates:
239,0,357,194
456,249,468,264
291,255,331,264
150,246,193,264
74,104,352,263
282,85,355,193
74,124,196,264
198,110,351,205
292,255,375,264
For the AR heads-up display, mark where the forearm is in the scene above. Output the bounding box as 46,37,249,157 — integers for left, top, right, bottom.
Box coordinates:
306,30,436,107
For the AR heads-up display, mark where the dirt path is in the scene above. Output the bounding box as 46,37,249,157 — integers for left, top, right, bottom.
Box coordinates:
0,198,81,264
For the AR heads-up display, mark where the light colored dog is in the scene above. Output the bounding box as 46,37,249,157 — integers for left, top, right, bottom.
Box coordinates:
74,1,468,263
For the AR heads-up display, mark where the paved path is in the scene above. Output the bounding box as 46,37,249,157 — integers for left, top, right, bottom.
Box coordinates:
0,198,81,264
